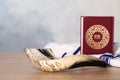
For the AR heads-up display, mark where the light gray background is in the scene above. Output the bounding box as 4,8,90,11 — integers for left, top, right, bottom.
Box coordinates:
0,0,120,52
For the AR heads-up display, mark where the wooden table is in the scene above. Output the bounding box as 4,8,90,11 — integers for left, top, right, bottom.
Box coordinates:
0,53,120,80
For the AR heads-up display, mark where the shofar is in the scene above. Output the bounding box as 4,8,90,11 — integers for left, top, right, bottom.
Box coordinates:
24,48,108,72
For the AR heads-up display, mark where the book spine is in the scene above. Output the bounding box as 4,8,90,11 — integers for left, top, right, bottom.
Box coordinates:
80,16,84,54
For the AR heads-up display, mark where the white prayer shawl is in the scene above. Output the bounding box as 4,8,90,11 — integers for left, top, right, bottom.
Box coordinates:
44,42,120,67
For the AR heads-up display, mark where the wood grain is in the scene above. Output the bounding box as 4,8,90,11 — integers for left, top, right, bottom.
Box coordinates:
0,53,120,80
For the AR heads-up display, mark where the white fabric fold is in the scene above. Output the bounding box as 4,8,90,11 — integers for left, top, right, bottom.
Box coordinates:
44,42,120,67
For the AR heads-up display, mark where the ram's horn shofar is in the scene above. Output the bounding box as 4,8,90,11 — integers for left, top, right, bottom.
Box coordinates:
24,48,109,72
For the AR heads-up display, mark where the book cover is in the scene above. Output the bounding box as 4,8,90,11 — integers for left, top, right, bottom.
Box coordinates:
80,16,114,54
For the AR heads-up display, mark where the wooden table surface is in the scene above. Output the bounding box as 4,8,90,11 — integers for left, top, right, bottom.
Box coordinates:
0,53,120,80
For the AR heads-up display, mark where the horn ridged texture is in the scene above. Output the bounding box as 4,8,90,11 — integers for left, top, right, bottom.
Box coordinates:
24,48,108,72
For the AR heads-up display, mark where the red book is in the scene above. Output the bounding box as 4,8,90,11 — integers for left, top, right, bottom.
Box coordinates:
80,16,114,54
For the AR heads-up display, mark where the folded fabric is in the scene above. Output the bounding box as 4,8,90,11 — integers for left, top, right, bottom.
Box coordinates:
99,53,114,64
70,47,120,67
109,57,120,67
44,42,80,58
44,42,120,67
62,47,80,57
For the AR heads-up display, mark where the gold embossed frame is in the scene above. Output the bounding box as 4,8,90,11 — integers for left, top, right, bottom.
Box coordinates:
85,24,110,49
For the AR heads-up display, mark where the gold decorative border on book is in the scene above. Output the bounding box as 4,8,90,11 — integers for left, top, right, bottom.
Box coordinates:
85,24,110,50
